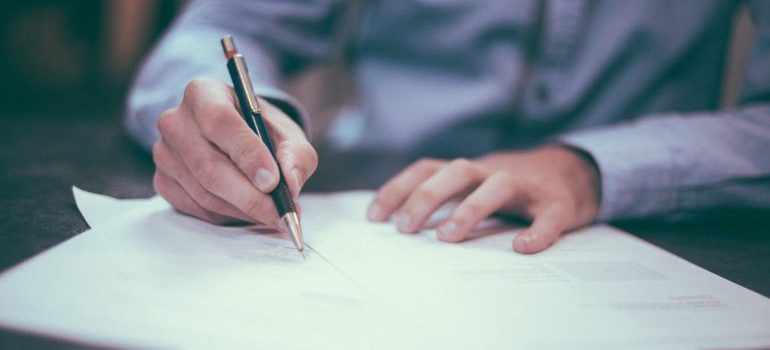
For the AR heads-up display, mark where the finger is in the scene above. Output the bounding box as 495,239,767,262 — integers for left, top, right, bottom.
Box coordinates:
395,158,484,233
183,78,281,193
274,139,318,200
264,100,318,200
152,140,253,223
367,158,443,222
437,171,520,242
154,170,234,225
513,205,569,254
157,105,280,225
244,96,317,200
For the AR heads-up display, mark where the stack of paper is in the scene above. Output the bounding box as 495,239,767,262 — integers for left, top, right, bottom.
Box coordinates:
0,188,767,349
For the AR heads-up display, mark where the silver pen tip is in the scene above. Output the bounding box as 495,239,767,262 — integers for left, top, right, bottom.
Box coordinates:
282,212,304,253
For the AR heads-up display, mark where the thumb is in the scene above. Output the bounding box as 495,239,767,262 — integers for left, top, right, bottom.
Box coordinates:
513,206,568,254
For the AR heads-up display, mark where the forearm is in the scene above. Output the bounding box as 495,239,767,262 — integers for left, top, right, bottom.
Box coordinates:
125,0,344,150
125,28,304,150
562,105,770,220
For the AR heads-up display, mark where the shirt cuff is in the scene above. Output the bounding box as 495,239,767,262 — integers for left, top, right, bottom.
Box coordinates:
124,83,310,151
559,122,679,221
209,70,311,138
252,85,312,139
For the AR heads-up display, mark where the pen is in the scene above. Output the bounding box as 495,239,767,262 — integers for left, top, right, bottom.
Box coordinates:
220,35,305,256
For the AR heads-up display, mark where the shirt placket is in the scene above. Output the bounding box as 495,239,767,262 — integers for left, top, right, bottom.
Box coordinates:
519,0,588,120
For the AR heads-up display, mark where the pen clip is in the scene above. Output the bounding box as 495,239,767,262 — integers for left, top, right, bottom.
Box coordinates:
221,36,262,116
233,56,262,116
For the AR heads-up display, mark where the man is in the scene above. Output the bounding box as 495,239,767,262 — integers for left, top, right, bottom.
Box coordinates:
126,0,770,253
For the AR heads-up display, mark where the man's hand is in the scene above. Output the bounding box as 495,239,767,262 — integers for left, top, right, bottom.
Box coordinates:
367,146,601,253
152,78,317,226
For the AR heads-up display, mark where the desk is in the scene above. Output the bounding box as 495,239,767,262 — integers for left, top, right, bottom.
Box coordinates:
1,112,768,348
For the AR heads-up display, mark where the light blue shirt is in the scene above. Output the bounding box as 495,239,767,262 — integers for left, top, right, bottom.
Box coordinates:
126,0,770,221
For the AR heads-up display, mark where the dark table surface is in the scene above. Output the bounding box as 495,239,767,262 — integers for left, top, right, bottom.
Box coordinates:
1,111,769,348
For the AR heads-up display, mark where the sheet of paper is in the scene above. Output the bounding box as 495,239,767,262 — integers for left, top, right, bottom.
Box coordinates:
0,190,768,349
300,193,770,349
72,186,164,228
0,191,407,349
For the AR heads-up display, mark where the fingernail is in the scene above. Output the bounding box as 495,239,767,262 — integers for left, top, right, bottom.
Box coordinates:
396,213,412,232
367,203,383,221
518,234,534,247
438,221,458,240
254,167,276,192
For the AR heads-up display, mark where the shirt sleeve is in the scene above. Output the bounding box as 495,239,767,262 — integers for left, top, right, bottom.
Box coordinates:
124,0,346,150
561,1,770,221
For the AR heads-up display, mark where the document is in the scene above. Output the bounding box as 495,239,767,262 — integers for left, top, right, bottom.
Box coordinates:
1,189,405,349
72,186,166,228
300,194,770,349
0,189,767,349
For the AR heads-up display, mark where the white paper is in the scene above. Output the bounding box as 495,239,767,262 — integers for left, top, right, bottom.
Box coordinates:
300,193,770,349
1,191,407,349
0,190,768,349
72,186,166,228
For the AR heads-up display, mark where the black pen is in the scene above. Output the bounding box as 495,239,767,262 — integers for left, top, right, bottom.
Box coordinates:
220,35,305,255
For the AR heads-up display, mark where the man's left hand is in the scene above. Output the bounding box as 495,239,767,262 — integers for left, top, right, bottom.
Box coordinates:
367,146,601,253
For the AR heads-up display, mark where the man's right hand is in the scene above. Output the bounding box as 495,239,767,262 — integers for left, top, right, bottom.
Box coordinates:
152,78,317,226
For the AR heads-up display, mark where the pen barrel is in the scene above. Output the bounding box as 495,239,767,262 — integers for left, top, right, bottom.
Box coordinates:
254,110,297,216
271,180,296,216
227,55,260,114
227,57,297,217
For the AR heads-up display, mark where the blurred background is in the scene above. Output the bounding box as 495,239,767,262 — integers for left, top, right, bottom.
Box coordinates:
0,1,756,137
0,0,350,139
0,0,181,116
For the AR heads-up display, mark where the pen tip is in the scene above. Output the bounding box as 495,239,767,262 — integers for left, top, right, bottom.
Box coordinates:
282,212,305,256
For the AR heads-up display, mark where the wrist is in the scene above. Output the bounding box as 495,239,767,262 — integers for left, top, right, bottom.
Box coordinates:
551,145,602,222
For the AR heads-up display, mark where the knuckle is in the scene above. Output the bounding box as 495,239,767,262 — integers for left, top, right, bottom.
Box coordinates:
231,140,260,169
488,171,519,199
414,157,439,170
195,191,221,212
490,170,515,186
151,145,171,174
448,158,478,178
190,158,221,188
449,157,471,168
204,103,234,121
458,200,485,219
374,185,404,209
151,141,172,167
199,104,235,138
412,187,438,206
156,109,178,137
551,201,573,217
411,158,442,177
151,142,163,163
183,78,211,102
491,170,514,181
